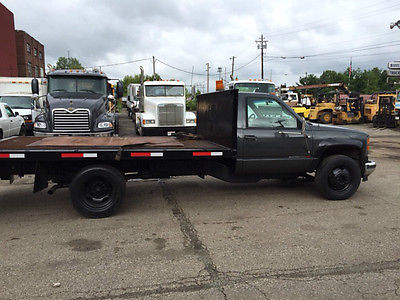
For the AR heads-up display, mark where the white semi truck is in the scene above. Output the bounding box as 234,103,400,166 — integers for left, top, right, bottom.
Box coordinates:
135,80,196,136
0,77,47,133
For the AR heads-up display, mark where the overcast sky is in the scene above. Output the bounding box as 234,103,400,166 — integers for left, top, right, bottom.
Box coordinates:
2,0,400,90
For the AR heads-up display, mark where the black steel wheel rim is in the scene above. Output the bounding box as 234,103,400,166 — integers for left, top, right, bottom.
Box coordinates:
328,167,352,191
84,177,113,209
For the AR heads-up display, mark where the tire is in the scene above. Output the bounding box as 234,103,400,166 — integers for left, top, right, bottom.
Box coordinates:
372,115,378,127
319,111,332,124
315,154,361,200
19,125,26,136
114,114,119,136
70,165,126,218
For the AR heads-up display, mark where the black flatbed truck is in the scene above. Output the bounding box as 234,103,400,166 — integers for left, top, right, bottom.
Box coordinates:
0,90,376,218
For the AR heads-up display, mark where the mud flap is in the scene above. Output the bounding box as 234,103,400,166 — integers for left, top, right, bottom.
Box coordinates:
33,163,48,193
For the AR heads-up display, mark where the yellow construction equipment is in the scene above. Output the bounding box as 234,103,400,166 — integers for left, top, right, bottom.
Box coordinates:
282,83,348,123
364,92,396,123
332,93,364,124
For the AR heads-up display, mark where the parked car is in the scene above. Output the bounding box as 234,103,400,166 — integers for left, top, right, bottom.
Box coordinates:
0,103,26,139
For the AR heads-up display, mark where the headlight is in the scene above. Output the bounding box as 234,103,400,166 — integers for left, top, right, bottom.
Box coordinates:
142,119,155,124
98,122,113,129
186,119,196,124
34,122,46,129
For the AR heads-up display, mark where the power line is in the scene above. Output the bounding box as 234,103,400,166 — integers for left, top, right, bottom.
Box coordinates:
265,40,400,60
264,1,400,38
88,58,151,69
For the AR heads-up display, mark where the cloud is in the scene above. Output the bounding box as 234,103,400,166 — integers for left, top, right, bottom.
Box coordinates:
3,0,399,89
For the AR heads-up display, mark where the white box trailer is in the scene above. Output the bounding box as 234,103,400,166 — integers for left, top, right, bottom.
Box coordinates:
0,77,47,132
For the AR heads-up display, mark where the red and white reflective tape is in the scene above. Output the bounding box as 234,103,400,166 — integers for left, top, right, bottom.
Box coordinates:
130,152,163,157
61,153,98,158
0,153,25,159
192,151,223,157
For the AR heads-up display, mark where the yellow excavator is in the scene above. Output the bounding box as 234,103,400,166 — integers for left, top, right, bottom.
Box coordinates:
282,83,348,123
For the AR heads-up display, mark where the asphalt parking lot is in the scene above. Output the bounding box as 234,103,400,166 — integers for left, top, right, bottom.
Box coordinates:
1,113,400,299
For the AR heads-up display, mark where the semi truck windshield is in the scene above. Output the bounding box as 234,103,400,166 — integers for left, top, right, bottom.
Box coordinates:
0,96,33,109
145,85,184,97
48,76,107,95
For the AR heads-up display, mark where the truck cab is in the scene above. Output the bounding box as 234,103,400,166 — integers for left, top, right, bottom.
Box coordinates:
0,77,47,133
32,69,122,136
135,80,196,136
227,79,276,95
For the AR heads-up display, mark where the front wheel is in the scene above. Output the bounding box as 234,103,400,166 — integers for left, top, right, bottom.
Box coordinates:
19,125,26,136
319,111,332,124
315,155,361,200
70,165,126,218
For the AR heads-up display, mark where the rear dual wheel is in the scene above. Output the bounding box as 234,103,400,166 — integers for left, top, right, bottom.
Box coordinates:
70,165,126,218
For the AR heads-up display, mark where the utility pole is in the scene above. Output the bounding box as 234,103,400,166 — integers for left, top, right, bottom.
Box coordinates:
206,63,210,93
230,56,236,80
152,56,156,77
305,72,307,95
224,67,227,83
190,66,194,90
255,34,268,79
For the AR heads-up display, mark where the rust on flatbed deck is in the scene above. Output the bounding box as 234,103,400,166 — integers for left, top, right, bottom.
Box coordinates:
0,136,229,151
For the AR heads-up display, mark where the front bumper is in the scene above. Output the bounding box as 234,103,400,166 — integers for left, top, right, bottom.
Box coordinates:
34,130,113,137
141,126,196,136
363,160,376,181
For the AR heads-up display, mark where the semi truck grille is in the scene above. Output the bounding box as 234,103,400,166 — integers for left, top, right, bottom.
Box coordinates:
158,104,184,126
53,109,90,132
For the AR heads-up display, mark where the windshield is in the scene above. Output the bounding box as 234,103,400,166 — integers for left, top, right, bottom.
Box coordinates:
234,83,275,94
48,76,107,95
0,95,33,109
145,85,184,97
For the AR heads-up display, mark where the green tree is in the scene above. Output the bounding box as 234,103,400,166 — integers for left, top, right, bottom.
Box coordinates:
54,57,84,70
122,73,162,95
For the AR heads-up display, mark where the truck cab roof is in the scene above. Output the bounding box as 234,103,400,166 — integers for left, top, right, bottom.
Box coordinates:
47,69,108,78
143,80,184,86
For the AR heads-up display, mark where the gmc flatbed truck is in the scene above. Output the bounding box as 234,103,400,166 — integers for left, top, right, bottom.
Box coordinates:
0,90,376,218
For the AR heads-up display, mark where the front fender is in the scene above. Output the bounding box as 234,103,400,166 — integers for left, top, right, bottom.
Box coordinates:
314,138,363,157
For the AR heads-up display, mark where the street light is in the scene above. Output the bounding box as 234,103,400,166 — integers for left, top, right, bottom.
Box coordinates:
390,20,400,29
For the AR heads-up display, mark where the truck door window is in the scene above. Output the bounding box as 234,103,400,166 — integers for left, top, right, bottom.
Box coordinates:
247,98,298,129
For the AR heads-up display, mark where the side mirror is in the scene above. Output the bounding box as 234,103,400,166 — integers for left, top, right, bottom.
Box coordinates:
31,78,39,94
116,81,123,98
14,112,19,116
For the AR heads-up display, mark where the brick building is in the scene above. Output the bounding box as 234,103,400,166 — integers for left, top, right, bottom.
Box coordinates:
15,30,45,77
0,3,18,76
0,3,45,78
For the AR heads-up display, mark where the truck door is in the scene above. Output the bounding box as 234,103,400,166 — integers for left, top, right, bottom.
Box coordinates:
240,96,313,176
4,105,20,136
0,106,11,137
